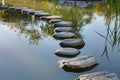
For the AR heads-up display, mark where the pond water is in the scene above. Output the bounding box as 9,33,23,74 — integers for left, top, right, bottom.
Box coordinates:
0,0,120,80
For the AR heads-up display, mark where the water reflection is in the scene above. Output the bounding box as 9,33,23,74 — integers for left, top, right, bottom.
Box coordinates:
0,0,120,79
0,10,54,45
96,0,120,59
59,0,96,8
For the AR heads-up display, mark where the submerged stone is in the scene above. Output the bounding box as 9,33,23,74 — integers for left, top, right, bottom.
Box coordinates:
53,32,75,40
55,48,80,58
49,19,63,24
34,12,50,17
54,21,74,27
60,39,85,49
41,15,62,21
76,71,120,80
58,55,98,72
54,27,73,32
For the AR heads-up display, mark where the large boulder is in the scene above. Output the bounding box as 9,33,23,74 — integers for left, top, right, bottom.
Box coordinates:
54,21,74,27
58,55,98,72
76,71,120,80
53,32,75,40
55,48,80,58
54,27,73,32
60,39,85,49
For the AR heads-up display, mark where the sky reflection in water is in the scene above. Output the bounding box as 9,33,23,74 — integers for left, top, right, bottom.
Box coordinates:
0,0,120,80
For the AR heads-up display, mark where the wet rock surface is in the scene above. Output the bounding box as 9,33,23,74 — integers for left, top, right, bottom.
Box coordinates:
54,21,74,27
49,19,63,24
76,71,120,80
58,55,98,72
60,39,85,49
53,32,75,39
54,27,73,32
55,48,80,58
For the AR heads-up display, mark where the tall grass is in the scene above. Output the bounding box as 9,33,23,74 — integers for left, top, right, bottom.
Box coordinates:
96,0,120,59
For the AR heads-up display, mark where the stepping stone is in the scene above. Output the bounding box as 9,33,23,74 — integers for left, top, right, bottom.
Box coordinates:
28,10,43,15
60,39,85,49
41,15,62,21
58,55,98,72
75,71,120,80
53,32,75,40
49,19,63,24
55,48,80,58
54,27,73,32
34,12,50,17
54,21,74,27
8,6,16,11
22,8,33,14
0,5,9,10
28,10,36,15
15,7,28,12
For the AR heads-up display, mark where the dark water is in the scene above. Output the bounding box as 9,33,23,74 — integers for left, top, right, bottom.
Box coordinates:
0,0,120,80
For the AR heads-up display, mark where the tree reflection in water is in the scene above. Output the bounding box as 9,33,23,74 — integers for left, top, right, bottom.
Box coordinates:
0,0,120,56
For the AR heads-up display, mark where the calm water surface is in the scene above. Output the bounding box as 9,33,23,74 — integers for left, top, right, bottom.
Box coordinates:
0,0,120,80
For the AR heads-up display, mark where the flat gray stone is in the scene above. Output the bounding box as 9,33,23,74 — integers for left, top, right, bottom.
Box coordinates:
34,12,50,17
28,10,43,15
76,71,120,80
22,8,33,14
49,19,63,24
8,6,16,11
53,32,75,39
0,5,9,10
54,21,74,27
60,39,85,49
41,15,62,21
15,7,28,12
55,48,80,58
54,27,73,32
58,55,98,72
